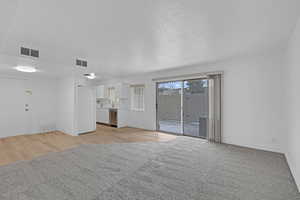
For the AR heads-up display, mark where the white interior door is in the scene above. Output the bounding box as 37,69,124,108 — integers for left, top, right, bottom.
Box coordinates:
0,78,30,138
77,86,96,134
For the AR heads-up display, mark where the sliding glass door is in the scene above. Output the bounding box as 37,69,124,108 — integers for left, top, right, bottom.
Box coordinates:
183,79,209,138
156,78,209,138
157,81,182,134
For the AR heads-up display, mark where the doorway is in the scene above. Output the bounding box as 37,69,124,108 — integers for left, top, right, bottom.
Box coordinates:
183,79,209,138
156,78,209,139
156,81,182,134
0,78,31,138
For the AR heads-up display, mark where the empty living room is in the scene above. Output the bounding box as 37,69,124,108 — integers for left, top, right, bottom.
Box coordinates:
0,0,300,199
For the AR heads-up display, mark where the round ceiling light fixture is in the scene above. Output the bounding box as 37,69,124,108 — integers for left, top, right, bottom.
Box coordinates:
14,65,37,73
84,73,96,79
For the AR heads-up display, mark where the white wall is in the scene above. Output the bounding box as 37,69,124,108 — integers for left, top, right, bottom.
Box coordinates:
101,49,284,153
284,17,300,190
0,74,96,138
0,76,57,138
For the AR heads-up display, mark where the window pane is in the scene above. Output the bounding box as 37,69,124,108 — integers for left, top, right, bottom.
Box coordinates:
131,86,145,111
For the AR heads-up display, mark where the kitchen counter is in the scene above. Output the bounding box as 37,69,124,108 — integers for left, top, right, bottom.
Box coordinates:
96,107,118,127
97,106,119,110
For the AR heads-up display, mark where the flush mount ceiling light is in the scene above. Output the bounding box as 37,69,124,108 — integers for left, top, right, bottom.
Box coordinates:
84,73,96,79
14,65,37,73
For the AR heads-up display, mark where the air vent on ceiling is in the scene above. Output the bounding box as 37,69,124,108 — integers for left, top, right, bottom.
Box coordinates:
20,47,30,56
20,47,39,58
30,49,39,58
82,60,87,67
76,59,82,66
76,59,88,67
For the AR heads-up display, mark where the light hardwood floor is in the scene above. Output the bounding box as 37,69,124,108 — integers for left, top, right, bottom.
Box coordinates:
0,124,176,166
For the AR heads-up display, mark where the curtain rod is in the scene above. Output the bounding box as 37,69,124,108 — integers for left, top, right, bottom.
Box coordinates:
152,71,223,82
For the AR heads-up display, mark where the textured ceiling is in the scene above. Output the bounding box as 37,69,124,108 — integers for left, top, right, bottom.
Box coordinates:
0,0,299,79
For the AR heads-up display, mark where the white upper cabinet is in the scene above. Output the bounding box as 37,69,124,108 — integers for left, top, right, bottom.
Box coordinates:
96,83,129,100
96,85,105,98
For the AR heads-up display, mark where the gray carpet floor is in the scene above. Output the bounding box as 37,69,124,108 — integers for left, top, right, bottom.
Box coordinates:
0,136,299,200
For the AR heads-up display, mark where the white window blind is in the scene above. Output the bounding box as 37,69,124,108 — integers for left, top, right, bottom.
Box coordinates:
130,85,145,111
